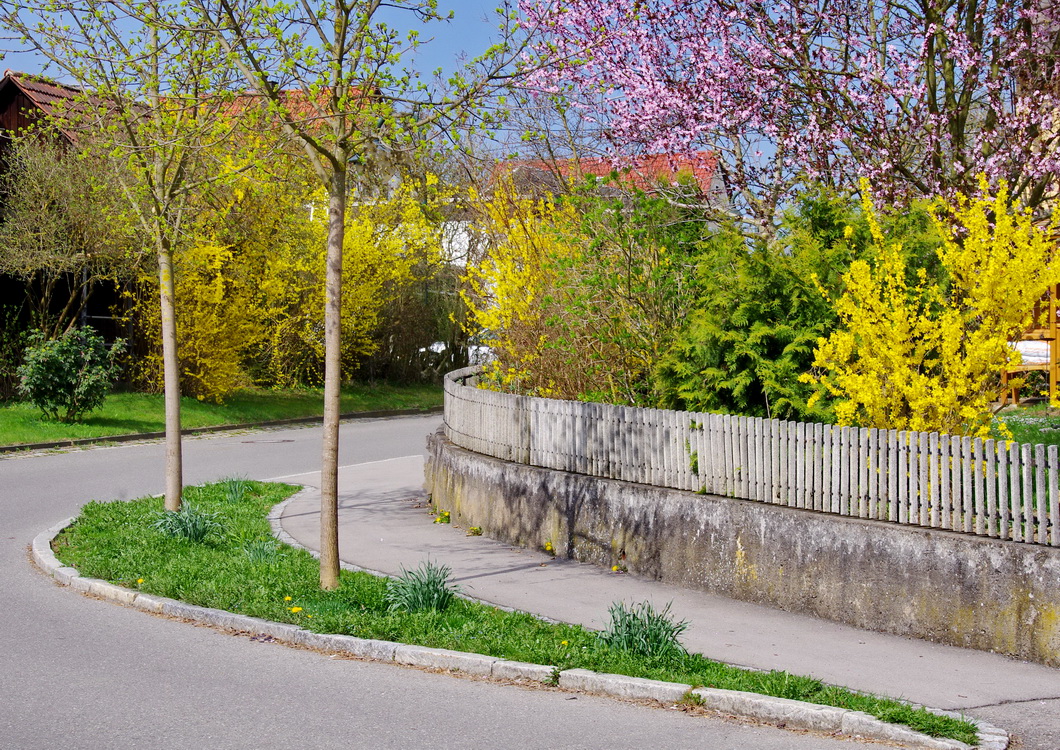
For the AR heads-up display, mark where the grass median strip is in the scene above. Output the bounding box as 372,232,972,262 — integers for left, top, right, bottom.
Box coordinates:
53,480,979,745
0,383,441,447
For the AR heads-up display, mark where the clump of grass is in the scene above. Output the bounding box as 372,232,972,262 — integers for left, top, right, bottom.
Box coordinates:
384,560,460,613
243,538,281,563
677,689,705,707
221,476,253,504
599,601,688,660
152,503,223,543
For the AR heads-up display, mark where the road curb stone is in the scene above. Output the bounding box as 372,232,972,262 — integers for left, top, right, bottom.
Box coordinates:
559,669,691,703
492,660,555,682
395,645,498,675
33,519,1009,749
692,687,848,733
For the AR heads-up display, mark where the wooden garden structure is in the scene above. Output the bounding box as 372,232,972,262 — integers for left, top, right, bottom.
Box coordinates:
1001,284,1060,405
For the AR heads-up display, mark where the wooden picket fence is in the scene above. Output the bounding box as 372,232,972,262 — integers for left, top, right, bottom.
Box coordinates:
443,367,1060,546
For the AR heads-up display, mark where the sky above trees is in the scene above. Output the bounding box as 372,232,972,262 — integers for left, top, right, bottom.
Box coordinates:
0,0,509,81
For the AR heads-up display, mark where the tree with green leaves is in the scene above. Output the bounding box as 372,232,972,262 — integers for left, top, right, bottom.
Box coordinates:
3,0,247,511
656,189,945,422
186,0,533,588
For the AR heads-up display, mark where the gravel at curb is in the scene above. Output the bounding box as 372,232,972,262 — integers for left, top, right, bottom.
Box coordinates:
34,513,1008,750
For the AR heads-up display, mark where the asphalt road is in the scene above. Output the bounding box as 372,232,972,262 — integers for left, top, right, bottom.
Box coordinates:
1,415,867,750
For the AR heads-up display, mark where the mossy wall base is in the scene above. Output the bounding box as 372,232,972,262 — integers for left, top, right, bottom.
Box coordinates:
426,428,1060,666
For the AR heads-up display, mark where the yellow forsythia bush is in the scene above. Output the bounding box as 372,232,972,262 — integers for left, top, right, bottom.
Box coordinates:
132,171,442,399
132,239,266,402
259,182,442,387
803,178,1059,436
460,185,579,396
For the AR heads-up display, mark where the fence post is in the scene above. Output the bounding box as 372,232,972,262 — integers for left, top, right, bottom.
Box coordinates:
1011,443,1023,543
753,418,764,502
1035,443,1046,544
973,437,984,535
897,431,909,524
1021,443,1033,543
775,419,784,505
1049,444,1059,547
908,431,921,525
811,421,821,509
941,436,958,529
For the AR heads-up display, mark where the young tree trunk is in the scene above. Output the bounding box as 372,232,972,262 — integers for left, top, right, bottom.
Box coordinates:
319,166,346,590
158,236,183,512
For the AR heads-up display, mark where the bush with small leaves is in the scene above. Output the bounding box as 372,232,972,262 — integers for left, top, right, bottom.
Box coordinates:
17,327,124,422
599,601,688,661
152,503,223,543
384,560,460,613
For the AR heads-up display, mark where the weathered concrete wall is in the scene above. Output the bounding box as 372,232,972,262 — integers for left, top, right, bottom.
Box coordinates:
426,428,1060,666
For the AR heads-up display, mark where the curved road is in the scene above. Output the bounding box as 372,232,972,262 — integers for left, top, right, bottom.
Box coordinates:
1,416,865,750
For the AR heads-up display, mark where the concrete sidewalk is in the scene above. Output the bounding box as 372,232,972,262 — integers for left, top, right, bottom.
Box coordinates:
277,455,1060,748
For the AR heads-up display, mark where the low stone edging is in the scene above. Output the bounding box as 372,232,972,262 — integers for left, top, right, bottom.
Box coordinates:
31,507,1006,750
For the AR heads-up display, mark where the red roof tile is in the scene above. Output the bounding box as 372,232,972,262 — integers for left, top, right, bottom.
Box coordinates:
0,70,112,142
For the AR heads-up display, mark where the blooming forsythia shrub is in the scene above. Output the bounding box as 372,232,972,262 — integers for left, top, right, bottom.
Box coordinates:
462,181,709,405
131,174,442,400
460,186,579,396
132,238,266,402
803,179,1059,436
256,182,441,388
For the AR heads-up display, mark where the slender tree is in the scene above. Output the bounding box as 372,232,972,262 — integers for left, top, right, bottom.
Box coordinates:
187,0,532,588
3,0,244,510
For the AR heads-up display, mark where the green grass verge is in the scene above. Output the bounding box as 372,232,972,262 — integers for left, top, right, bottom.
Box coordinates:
0,383,441,447
52,481,980,746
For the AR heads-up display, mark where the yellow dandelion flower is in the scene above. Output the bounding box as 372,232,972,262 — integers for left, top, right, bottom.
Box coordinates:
289,606,302,613
284,596,292,601
611,565,620,572
136,578,144,585
561,640,569,646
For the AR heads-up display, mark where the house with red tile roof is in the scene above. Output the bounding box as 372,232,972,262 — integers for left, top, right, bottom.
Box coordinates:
0,70,92,157
501,151,729,208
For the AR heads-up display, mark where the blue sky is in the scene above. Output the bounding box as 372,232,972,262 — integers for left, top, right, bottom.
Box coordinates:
1,0,515,81
408,1,517,76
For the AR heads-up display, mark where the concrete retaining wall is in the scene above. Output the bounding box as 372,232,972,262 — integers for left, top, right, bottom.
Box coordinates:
425,428,1060,666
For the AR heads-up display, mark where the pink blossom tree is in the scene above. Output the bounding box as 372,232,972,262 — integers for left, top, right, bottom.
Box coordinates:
521,0,1060,228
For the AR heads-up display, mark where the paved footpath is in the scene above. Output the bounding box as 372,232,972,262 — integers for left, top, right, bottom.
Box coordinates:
280,453,1060,750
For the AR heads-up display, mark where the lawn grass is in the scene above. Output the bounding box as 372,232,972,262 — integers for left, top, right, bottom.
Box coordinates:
0,383,441,447
996,402,1060,448
52,481,980,746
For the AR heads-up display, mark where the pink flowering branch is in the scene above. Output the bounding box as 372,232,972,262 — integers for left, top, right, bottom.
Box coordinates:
522,0,1060,226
